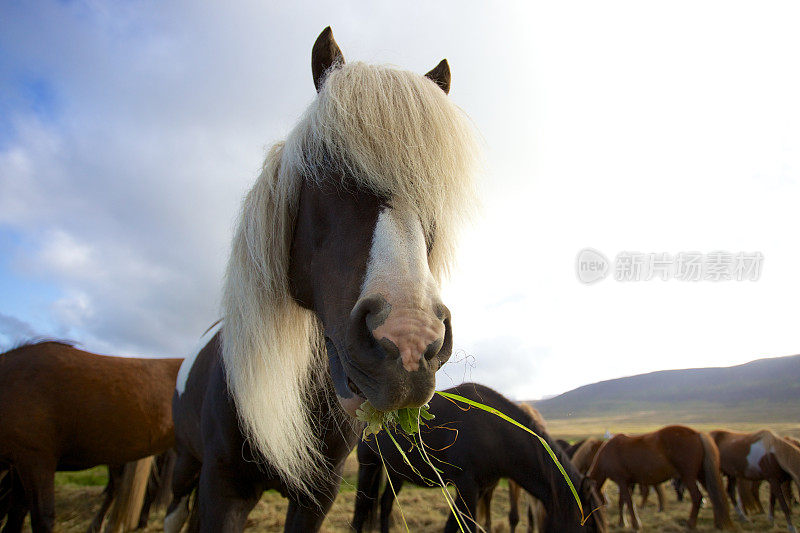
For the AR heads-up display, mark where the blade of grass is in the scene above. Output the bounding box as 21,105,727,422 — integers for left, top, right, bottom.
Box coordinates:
414,413,469,533
435,390,586,522
375,437,410,532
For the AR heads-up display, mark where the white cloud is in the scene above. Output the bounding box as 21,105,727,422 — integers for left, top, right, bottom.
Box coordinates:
1,1,799,397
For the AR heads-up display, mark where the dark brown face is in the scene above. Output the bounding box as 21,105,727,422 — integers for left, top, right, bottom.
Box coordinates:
288,26,457,416
288,177,453,415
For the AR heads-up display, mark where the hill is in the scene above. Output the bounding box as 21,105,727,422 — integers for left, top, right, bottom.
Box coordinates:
532,354,800,421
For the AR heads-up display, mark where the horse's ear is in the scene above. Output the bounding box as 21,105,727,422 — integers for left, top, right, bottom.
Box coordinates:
425,59,451,95
312,26,345,92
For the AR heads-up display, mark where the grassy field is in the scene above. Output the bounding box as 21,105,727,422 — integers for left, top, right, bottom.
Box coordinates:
27,409,800,531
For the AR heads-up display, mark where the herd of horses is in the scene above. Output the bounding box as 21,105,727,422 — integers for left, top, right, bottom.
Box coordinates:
1,25,799,533
2,339,799,532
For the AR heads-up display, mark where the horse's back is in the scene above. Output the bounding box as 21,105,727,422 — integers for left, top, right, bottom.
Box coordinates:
0,342,181,466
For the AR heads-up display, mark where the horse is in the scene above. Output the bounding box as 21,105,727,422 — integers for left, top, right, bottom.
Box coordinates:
352,383,607,533
472,404,550,533
711,429,800,532
0,452,173,533
165,26,482,533
587,425,733,530
0,341,181,532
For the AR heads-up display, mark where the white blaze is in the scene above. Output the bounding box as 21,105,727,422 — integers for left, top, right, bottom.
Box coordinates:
361,207,443,372
362,207,437,308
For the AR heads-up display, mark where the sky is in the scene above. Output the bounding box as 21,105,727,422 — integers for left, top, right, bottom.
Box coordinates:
1,1,799,400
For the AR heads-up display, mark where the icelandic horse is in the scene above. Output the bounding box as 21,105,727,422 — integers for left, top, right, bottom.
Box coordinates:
352,384,607,533
166,27,482,533
0,341,181,532
711,429,800,532
587,425,733,530
495,404,553,533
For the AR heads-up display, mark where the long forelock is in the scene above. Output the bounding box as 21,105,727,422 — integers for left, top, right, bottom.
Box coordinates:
221,61,482,496
284,61,482,281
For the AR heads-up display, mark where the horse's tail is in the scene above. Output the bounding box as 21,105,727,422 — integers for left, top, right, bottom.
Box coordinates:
103,456,154,533
699,432,734,530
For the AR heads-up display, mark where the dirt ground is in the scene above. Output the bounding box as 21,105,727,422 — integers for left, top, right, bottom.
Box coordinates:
43,464,798,532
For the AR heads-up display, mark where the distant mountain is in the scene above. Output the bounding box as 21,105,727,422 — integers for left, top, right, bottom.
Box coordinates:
532,354,800,418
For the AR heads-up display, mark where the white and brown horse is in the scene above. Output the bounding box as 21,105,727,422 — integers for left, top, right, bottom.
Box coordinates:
0,341,181,532
711,429,800,532
166,27,481,533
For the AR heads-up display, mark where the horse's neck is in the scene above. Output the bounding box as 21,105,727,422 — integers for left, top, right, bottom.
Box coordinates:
513,442,582,521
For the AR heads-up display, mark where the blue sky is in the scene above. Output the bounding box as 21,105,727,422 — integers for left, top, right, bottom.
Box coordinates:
2,1,800,398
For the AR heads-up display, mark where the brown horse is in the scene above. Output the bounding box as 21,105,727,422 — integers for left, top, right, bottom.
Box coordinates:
588,425,733,530
166,26,482,533
0,341,181,532
711,429,800,532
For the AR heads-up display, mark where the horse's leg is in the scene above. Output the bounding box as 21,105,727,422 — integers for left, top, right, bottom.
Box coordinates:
508,480,520,533
620,482,640,530
14,460,56,533
527,497,539,533
617,484,626,528
444,479,479,533
195,462,262,533
164,451,200,533
770,482,778,524
477,482,495,533
137,461,160,529
1,473,28,533
379,476,402,533
352,457,381,533
654,483,666,512
639,484,649,508
783,481,795,510
283,472,342,533
769,478,796,533
726,475,747,522
87,465,121,533
685,479,703,530
1,502,27,533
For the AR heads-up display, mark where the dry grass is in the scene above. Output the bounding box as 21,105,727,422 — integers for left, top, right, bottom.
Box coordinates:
24,413,800,531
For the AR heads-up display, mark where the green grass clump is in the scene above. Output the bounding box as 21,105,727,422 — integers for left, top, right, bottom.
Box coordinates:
356,402,434,437
54,467,108,487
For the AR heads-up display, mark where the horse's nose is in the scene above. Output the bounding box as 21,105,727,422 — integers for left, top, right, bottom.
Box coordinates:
349,295,451,371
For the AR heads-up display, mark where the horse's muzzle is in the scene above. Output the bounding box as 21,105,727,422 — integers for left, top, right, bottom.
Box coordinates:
337,294,452,413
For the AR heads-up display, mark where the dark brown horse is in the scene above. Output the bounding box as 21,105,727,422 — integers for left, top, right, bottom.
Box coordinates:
588,425,733,530
352,383,607,533
166,26,482,533
0,341,181,532
711,429,800,532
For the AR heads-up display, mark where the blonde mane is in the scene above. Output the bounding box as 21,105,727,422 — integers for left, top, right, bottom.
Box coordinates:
572,438,603,474
221,62,481,494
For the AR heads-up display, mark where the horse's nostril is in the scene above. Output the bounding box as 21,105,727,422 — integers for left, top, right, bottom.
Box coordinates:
424,337,444,360
378,338,400,359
